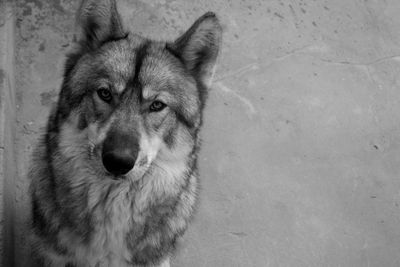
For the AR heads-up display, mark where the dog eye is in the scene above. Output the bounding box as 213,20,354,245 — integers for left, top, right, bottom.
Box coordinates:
97,88,112,102
149,101,166,112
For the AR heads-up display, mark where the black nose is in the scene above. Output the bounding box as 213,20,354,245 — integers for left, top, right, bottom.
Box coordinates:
102,130,139,176
102,150,136,176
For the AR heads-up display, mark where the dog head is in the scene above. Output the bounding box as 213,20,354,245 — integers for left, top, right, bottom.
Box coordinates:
52,0,222,181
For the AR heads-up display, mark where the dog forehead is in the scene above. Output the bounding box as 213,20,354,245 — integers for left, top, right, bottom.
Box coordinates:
142,57,175,89
91,40,198,100
99,41,135,81
140,51,197,97
97,42,173,82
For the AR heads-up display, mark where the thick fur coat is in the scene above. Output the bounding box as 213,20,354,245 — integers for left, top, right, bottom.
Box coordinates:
29,1,221,266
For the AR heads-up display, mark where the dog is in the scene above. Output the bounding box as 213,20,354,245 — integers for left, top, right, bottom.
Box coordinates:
29,0,221,266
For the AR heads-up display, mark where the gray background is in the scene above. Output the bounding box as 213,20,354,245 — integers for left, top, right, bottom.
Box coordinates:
2,0,400,266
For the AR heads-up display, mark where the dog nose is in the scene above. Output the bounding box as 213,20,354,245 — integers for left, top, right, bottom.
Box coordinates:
102,149,137,176
102,130,139,177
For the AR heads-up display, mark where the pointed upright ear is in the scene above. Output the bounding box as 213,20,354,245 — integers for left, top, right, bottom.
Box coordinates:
77,0,126,49
169,12,222,86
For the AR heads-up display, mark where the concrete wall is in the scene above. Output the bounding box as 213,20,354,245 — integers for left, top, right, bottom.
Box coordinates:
0,0,16,266
2,0,400,266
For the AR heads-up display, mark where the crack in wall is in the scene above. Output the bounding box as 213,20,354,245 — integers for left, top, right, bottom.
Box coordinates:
214,81,257,117
216,45,400,84
318,55,400,67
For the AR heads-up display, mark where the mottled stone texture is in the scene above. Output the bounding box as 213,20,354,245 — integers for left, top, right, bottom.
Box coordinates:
2,0,400,266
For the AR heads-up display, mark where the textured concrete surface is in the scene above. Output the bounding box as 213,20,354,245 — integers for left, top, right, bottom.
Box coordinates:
0,1,17,266
4,0,400,266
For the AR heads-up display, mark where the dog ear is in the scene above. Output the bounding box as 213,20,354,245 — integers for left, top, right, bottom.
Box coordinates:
77,0,126,49
169,12,222,86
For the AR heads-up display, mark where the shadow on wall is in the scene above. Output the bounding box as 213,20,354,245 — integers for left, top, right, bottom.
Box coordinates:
1,1,17,267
